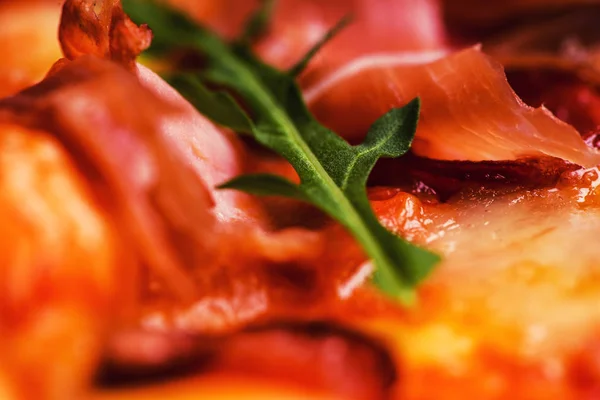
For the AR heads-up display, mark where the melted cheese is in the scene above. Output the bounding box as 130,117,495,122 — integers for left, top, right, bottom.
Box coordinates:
0,124,124,399
356,169,600,398
92,374,339,400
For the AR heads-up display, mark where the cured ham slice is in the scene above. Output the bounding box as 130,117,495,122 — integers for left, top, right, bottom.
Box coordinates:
7,55,223,299
96,322,395,400
306,47,600,167
167,0,446,87
507,69,600,136
253,0,447,87
57,0,297,226
136,64,266,224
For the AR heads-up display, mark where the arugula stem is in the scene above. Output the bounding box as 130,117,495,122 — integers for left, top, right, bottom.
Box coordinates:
225,57,409,298
122,0,439,301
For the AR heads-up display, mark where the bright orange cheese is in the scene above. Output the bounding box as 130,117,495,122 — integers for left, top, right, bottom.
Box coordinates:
353,168,600,399
0,124,125,399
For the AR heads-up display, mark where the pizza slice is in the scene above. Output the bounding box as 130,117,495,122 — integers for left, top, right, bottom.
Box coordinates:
2,0,600,399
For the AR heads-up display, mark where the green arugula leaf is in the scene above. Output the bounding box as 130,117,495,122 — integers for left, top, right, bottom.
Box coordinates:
288,15,352,77
123,0,441,302
238,0,276,44
218,174,307,200
167,74,253,134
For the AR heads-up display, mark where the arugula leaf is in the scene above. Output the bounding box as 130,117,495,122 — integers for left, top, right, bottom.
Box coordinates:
168,74,253,134
288,15,352,77
123,0,440,302
218,174,307,200
238,0,276,44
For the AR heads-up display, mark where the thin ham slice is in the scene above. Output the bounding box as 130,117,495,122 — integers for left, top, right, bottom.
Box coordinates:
1,55,216,301
253,0,447,87
5,0,224,304
306,47,600,167
169,0,446,88
506,69,600,136
99,322,396,400
136,64,266,224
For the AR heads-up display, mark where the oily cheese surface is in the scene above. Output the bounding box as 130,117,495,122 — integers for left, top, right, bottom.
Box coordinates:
356,170,600,399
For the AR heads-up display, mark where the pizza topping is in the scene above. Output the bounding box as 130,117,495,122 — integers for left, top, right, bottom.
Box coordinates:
124,0,441,302
160,0,446,88
99,321,396,400
6,0,600,398
1,55,215,302
135,63,269,225
307,46,600,167
370,154,580,201
59,0,152,70
250,0,447,87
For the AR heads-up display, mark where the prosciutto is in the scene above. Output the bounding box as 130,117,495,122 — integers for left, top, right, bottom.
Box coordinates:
253,0,447,87
99,322,396,400
306,47,600,166
136,64,267,224
169,0,446,88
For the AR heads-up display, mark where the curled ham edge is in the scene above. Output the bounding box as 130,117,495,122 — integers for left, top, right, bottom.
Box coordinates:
305,45,600,168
